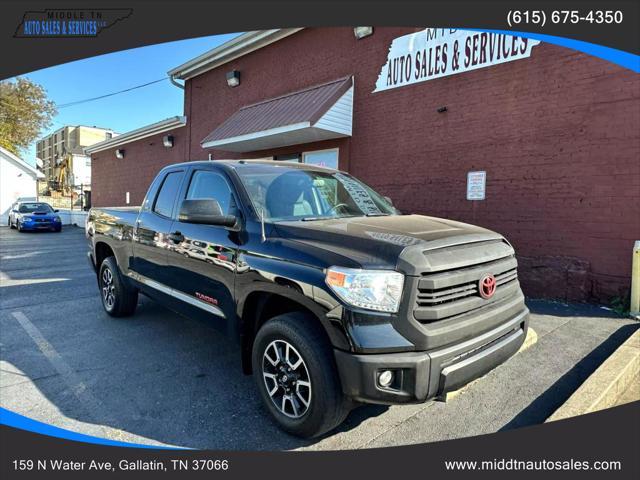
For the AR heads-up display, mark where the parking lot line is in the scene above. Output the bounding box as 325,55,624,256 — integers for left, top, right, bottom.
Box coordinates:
10,310,107,425
7,309,175,447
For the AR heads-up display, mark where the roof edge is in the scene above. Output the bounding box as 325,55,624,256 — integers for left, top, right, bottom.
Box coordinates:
201,121,312,149
84,116,186,154
0,146,43,178
168,29,304,81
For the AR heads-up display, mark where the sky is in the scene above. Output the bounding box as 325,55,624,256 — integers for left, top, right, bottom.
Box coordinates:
16,32,241,166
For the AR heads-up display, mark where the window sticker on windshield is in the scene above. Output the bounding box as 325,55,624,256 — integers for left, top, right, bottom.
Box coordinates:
335,173,382,215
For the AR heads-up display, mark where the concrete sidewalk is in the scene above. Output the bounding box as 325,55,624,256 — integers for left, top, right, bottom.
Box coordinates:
547,330,639,421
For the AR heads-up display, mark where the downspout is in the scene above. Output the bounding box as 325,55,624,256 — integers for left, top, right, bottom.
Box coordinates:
169,74,188,160
169,75,184,90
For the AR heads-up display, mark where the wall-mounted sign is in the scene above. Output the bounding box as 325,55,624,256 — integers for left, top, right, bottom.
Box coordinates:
467,171,486,200
374,29,541,92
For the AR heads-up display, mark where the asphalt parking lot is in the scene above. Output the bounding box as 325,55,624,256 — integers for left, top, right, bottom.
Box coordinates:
1,226,638,450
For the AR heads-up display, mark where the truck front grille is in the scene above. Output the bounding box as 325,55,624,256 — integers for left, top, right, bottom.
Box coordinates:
413,256,519,323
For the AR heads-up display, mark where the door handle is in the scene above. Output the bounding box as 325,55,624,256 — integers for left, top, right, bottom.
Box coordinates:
168,231,184,243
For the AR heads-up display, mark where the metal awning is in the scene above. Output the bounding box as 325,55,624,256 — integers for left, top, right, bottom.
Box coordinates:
201,76,353,152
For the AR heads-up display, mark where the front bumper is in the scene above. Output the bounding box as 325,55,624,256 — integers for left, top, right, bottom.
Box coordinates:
20,220,61,230
334,307,528,404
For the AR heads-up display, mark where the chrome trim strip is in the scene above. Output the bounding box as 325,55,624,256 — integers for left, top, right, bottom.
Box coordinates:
128,271,226,319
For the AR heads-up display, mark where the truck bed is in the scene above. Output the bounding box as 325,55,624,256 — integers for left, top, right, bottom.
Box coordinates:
87,206,141,248
90,206,140,225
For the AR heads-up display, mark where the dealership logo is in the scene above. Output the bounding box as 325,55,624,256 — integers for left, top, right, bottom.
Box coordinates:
14,8,132,38
479,274,497,299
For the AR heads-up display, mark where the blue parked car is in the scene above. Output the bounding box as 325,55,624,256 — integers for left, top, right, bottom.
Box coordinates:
8,201,62,232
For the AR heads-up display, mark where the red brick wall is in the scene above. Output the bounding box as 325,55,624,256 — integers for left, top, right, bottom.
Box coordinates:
185,27,639,303
91,127,187,207
93,27,640,303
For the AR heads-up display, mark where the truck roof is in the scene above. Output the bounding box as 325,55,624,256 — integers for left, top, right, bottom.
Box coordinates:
165,159,342,174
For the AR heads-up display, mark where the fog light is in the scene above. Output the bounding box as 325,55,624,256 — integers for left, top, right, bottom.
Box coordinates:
378,370,394,387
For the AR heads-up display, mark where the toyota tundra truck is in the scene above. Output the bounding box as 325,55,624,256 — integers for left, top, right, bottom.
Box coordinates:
86,160,529,438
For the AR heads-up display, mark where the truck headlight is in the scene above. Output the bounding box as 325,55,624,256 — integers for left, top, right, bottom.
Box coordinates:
325,267,404,313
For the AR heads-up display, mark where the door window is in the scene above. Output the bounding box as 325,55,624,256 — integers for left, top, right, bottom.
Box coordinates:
153,171,183,218
186,170,234,215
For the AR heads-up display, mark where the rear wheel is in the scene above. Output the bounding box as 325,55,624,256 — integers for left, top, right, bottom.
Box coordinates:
98,256,138,317
252,312,349,438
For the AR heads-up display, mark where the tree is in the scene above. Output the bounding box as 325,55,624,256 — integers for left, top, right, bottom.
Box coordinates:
0,77,57,155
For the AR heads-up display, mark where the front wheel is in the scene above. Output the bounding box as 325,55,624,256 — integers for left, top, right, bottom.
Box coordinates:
252,312,349,438
98,256,138,317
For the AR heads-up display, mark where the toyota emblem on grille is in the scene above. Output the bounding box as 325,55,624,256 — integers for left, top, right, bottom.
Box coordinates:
479,274,497,299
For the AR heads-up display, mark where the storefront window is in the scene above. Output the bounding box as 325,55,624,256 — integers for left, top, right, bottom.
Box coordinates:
302,149,339,169
274,154,301,163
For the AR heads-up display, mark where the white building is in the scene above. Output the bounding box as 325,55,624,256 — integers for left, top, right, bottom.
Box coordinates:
0,147,44,225
70,153,92,186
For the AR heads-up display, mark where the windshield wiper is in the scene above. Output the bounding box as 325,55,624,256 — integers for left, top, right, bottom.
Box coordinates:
299,210,394,221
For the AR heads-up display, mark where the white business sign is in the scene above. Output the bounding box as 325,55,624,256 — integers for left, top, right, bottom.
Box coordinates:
467,171,486,200
374,29,540,92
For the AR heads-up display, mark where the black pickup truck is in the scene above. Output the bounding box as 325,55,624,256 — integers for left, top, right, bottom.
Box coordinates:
87,160,529,437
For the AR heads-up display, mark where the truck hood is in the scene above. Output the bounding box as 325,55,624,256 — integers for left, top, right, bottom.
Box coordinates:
273,214,508,273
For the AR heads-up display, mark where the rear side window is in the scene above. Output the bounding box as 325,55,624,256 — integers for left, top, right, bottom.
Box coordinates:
186,170,234,215
153,171,183,217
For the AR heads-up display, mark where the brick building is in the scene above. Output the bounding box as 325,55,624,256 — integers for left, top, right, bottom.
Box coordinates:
87,27,640,304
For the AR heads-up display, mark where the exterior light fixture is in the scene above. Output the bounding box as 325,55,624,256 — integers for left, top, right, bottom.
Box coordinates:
163,134,174,148
115,149,125,159
353,27,373,39
226,70,241,87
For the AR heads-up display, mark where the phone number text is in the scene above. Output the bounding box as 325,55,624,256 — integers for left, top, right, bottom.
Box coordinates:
507,10,623,27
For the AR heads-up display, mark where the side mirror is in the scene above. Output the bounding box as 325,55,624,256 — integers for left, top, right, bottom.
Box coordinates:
178,199,237,228
54,209,59,213
384,196,394,206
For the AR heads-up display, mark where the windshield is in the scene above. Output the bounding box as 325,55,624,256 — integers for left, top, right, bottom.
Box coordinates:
18,203,53,213
235,164,398,221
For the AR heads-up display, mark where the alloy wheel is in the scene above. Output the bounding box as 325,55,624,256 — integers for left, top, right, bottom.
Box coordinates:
262,339,312,418
101,267,116,309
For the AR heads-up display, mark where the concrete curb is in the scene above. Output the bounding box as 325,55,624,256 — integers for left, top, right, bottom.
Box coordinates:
442,327,538,401
546,329,640,422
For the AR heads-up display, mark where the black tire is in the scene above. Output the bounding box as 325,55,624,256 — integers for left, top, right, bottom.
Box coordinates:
8,217,14,229
16,221,23,232
54,226,62,232
252,312,349,438
98,256,138,317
